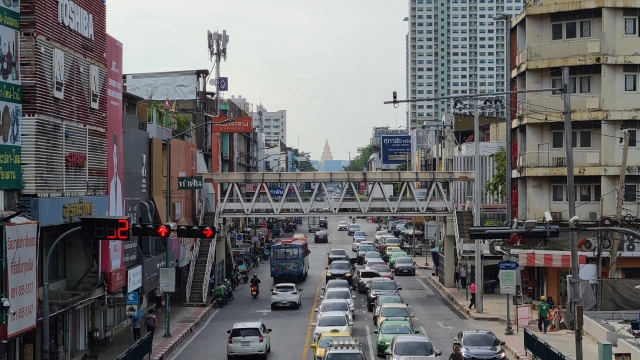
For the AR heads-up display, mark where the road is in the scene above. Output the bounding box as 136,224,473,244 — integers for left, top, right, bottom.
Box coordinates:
171,216,472,360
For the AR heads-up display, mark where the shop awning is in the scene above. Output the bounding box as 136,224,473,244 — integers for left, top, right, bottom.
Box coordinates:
518,251,587,268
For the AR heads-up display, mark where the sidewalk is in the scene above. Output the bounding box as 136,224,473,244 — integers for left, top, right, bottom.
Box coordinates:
427,275,601,360
95,295,214,360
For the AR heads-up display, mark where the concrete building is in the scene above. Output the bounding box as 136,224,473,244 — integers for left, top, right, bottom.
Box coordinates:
406,0,523,130
253,104,286,146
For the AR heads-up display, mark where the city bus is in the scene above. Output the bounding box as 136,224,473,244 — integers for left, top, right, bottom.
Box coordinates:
270,239,310,283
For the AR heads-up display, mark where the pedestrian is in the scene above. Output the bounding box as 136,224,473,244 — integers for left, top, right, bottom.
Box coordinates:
454,266,460,287
145,309,157,337
448,344,464,360
131,309,142,341
469,280,476,310
460,265,467,289
537,296,550,333
546,296,555,308
154,288,163,311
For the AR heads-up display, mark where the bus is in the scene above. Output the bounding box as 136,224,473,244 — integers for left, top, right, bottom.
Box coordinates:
270,239,310,283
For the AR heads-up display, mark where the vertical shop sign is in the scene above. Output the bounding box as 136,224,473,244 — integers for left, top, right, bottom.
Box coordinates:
5,222,39,337
0,2,22,189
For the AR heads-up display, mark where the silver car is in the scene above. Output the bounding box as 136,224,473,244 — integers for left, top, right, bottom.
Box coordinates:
315,299,353,322
320,288,356,318
384,334,443,359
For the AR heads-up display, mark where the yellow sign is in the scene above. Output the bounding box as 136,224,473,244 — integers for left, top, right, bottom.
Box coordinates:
62,199,94,219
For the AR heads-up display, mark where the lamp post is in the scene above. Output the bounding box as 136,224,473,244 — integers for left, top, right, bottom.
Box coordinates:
163,117,234,337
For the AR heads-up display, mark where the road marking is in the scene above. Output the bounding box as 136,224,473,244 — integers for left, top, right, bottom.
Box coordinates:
301,236,330,360
437,321,454,329
169,308,220,360
366,325,376,360
420,326,429,337
256,310,272,313
416,278,434,295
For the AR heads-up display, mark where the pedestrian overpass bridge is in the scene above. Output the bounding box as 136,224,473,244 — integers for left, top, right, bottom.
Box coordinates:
198,171,474,217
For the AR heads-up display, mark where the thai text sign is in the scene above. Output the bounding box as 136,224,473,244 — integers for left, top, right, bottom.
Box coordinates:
6,221,39,337
380,135,411,169
177,176,203,190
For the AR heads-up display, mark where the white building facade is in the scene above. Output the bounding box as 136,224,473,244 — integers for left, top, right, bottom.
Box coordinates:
254,105,287,146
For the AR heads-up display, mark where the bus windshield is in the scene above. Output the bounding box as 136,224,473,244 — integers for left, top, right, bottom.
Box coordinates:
272,247,300,260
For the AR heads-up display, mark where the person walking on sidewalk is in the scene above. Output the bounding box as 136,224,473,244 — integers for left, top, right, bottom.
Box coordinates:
460,265,467,288
145,309,158,337
130,309,142,341
154,288,163,311
469,280,476,310
537,296,550,333
454,265,459,287
448,345,464,360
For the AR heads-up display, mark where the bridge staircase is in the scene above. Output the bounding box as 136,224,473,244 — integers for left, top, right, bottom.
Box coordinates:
453,209,475,258
184,200,218,307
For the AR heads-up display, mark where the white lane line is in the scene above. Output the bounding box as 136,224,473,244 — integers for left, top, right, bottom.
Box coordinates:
416,278,434,295
169,308,220,360
366,325,376,360
420,326,429,338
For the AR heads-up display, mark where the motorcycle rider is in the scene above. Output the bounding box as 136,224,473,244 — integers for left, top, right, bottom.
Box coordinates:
250,273,261,286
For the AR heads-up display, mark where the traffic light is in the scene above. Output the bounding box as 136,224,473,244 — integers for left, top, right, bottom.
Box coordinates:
131,224,172,237
176,225,217,239
79,216,131,241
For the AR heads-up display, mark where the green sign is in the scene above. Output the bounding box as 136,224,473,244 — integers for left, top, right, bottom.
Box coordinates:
0,145,22,189
499,270,516,286
220,103,229,110
177,176,203,190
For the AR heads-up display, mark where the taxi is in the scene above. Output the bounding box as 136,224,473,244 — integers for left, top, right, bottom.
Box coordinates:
293,233,307,242
310,330,352,360
385,246,403,256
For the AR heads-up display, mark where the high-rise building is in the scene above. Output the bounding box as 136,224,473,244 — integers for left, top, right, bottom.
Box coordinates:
254,104,287,146
406,0,522,130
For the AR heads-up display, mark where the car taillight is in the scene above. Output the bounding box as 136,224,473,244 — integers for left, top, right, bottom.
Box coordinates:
228,335,233,344
291,291,298,295
258,333,264,343
272,291,277,295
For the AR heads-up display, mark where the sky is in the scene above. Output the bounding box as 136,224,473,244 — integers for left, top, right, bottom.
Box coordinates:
106,0,408,161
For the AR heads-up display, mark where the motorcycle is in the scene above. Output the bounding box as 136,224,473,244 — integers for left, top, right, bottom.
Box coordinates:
224,279,234,301
241,272,249,284
250,284,259,298
376,224,381,231
211,285,228,308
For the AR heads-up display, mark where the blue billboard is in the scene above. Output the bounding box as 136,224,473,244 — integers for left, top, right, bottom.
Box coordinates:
381,135,412,169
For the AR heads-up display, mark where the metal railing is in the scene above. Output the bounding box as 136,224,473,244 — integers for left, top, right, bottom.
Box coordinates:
519,95,600,115
185,198,207,303
114,332,152,360
518,149,602,168
201,210,218,304
523,328,570,360
527,39,601,61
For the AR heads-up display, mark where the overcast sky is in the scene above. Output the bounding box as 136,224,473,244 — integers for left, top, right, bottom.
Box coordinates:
106,0,408,160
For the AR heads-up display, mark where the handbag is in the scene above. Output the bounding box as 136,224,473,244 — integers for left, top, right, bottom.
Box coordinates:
161,299,166,307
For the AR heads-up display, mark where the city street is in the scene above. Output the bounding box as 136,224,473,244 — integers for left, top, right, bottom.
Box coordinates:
169,217,473,360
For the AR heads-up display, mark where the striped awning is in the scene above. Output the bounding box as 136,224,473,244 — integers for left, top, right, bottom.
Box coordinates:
518,251,587,268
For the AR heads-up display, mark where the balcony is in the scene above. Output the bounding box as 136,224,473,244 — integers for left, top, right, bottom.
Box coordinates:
518,95,601,117
518,150,601,168
516,40,602,70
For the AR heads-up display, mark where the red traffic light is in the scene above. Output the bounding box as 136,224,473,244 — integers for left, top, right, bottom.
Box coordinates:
131,224,172,237
176,225,217,239
156,225,171,238
202,227,214,238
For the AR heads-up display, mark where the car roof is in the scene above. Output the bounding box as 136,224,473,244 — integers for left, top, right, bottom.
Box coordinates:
360,241,375,245
394,334,432,343
462,329,495,336
326,279,349,285
395,256,413,261
326,287,351,292
321,299,349,304
365,251,380,255
275,283,297,287
359,269,380,273
380,303,408,309
232,322,263,328
330,260,350,265
371,277,395,282
380,318,411,325
330,248,346,252
377,295,403,302
319,330,352,337
319,311,348,317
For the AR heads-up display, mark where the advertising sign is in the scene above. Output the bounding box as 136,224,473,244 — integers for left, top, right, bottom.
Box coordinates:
127,265,142,292
210,116,253,133
373,128,408,144
159,268,176,292
106,35,124,217
0,3,22,190
123,239,138,268
269,187,284,197
499,270,517,295
6,222,38,337
107,266,126,292
380,135,411,169
53,48,65,99
100,240,124,273
89,65,99,109
126,291,139,305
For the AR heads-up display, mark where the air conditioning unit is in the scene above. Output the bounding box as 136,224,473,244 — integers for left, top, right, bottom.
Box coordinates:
588,212,598,221
550,212,560,221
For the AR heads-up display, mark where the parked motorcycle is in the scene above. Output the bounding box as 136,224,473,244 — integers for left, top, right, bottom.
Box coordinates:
211,285,228,307
241,271,249,284
250,284,259,298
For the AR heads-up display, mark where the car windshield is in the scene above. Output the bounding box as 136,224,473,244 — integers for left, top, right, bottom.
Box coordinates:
354,231,365,236
318,336,352,347
394,341,434,355
366,252,381,258
359,246,375,252
339,222,348,225
360,271,380,279
330,262,351,270
376,231,387,236
326,281,349,289
372,282,397,291
386,239,400,244
396,257,413,264
381,307,409,317
326,291,351,300
372,266,391,273
325,354,364,360
318,316,347,327
331,249,347,256
380,324,412,334
379,296,403,305
462,333,498,347
320,302,349,312
354,238,363,244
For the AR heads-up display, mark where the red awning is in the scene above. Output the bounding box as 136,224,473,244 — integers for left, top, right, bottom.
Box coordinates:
518,251,587,268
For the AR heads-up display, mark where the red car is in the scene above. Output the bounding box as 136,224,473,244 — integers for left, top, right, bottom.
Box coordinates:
371,264,394,279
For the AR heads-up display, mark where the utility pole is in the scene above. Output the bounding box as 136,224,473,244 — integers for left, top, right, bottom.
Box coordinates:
473,100,483,313
609,131,630,277
207,30,229,117
435,128,441,251
563,66,582,360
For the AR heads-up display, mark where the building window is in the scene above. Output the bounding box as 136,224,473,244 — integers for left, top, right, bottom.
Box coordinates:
624,184,637,202
625,18,637,35
552,131,564,148
580,20,591,37
579,185,591,202
552,185,564,202
626,74,637,91
578,130,591,148
580,76,590,93
594,185,602,201
629,130,637,147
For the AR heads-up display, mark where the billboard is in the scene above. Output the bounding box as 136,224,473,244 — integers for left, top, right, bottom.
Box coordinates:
381,135,411,169
210,116,253,133
372,128,408,144
5,222,38,337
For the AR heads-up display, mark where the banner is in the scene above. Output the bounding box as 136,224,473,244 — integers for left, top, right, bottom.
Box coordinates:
211,116,253,133
5,221,38,337
106,35,124,217
380,135,411,169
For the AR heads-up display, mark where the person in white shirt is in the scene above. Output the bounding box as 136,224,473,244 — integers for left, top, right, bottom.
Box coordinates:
109,132,123,216
460,265,467,288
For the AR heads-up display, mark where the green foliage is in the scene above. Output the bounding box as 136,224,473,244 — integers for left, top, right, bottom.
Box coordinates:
484,146,507,202
343,144,374,171
484,219,504,227
147,103,193,139
297,151,317,172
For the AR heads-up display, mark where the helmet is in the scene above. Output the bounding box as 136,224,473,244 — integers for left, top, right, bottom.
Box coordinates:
253,273,258,278
540,296,546,301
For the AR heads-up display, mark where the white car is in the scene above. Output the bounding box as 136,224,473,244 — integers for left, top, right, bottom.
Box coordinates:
320,288,356,317
227,321,272,358
338,221,349,231
352,238,365,252
270,283,302,310
312,311,353,341
315,299,353,322
374,231,388,242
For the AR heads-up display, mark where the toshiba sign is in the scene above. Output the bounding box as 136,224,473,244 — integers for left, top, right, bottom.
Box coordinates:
57,0,95,41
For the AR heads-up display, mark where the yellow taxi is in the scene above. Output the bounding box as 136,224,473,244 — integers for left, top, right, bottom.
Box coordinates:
310,330,352,360
385,246,402,256
293,233,307,242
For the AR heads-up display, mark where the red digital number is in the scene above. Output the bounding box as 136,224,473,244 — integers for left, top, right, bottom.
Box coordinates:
117,219,130,240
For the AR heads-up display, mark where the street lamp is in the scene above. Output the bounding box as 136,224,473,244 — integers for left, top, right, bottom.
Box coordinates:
163,117,234,337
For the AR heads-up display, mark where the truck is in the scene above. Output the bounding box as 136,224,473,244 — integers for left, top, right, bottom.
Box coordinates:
307,216,320,233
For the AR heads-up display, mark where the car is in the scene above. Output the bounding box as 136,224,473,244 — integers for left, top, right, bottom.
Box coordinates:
226,321,272,359
367,278,402,311
383,237,401,250
370,264,394,279
314,230,329,243
373,318,419,356
356,243,377,264
453,330,506,360
310,330,353,360
364,251,382,263
353,269,381,294
325,260,353,284
376,303,413,326
337,221,350,231
385,246,403,256
293,233,307,242
374,230,388,242
394,257,416,276
384,334,443,359
319,218,328,228
323,339,367,360
351,237,365,252
315,299,353,322
327,249,348,264
347,224,361,236
365,259,386,270
312,311,353,341
321,288,356,316
323,279,351,295
379,234,398,246
389,253,410,269
373,295,404,325
352,231,366,243
270,283,302,310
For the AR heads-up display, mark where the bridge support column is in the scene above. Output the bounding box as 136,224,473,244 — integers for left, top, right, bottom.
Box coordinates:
443,216,456,287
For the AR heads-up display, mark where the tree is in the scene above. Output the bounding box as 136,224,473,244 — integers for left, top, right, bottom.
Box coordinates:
343,144,374,171
297,151,317,172
484,146,506,202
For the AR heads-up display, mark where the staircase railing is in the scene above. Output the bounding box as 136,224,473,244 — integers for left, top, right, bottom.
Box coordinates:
201,210,218,304
185,198,208,303
453,209,462,257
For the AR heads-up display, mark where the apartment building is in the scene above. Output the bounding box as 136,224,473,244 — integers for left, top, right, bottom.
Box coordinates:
406,0,522,130
512,0,640,223
254,104,287,146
